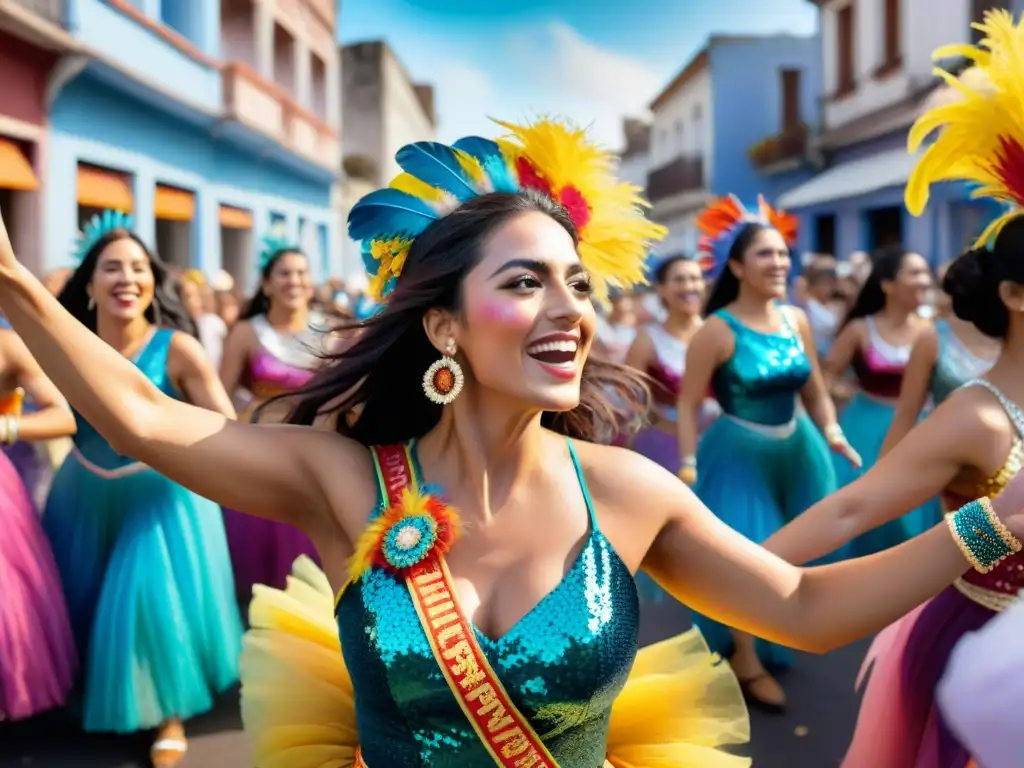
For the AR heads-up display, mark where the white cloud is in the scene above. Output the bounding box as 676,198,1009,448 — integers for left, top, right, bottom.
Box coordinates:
432,24,661,151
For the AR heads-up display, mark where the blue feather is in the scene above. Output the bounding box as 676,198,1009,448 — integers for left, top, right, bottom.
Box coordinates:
396,142,480,202
360,240,379,276
348,188,438,241
453,137,519,194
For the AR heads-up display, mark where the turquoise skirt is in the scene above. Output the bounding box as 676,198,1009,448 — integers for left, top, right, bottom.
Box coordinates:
43,451,242,733
835,393,942,555
690,413,839,668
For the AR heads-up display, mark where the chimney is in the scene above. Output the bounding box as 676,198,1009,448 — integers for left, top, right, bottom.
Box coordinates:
413,84,436,126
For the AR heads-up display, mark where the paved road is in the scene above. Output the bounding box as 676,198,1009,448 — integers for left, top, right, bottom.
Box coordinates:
0,599,867,767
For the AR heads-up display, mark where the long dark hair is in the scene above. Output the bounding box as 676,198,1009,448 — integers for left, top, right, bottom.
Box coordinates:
703,222,770,315
944,217,1024,338
270,191,650,446
240,248,307,320
58,229,195,335
839,244,910,330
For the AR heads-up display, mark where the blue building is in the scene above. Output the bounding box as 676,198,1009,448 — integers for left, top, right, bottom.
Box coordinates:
42,0,340,289
777,0,1014,264
645,34,821,256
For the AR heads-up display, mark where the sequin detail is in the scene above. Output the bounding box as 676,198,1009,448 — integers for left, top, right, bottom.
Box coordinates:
931,320,994,405
337,468,640,766
712,307,812,426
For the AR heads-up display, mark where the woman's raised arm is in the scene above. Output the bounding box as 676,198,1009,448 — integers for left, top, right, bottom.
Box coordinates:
0,210,370,535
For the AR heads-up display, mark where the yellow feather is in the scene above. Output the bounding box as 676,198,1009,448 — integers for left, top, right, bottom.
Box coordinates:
453,149,488,188
390,173,447,203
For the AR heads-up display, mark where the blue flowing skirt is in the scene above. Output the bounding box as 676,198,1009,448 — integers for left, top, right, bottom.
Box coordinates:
43,452,242,733
690,413,839,669
835,393,943,556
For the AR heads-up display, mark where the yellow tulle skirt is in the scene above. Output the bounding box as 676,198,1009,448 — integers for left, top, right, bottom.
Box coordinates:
240,557,751,768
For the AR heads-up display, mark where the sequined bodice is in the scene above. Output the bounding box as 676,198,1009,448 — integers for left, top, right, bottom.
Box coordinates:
72,329,178,470
711,307,811,426
950,380,1024,606
243,314,319,400
931,321,994,405
851,317,909,399
336,442,640,767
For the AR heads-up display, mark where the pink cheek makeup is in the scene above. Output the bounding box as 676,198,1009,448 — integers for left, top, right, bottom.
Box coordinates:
479,300,532,328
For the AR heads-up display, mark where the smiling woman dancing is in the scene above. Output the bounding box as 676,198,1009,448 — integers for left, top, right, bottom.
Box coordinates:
0,119,1022,768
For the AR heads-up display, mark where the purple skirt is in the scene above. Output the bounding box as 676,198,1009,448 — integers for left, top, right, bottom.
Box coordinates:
843,584,994,768
222,508,320,604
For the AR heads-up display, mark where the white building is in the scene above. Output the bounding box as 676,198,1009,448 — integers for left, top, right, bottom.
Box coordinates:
616,118,651,190
337,40,436,279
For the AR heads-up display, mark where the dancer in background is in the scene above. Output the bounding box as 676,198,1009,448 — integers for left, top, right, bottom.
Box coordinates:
626,254,710,472
764,17,1024,764
678,195,860,712
45,213,242,768
800,257,840,359
824,246,941,551
219,234,322,601
177,270,228,370
0,332,77,722
879,256,998,459
593,291,637,363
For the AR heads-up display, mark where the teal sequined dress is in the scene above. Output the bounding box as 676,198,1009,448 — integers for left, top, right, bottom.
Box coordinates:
691,308,839,669
43,329,243,733
931,319,994,405
336,440,640,767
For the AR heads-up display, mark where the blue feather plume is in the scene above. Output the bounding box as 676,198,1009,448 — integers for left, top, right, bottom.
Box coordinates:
74,209,134,264
453,137,520,194
348,188,439,242
360,240,379,276
395,143,481,202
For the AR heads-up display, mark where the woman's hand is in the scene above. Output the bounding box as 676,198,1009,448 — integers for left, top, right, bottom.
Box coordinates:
825,424,862,468
0,206,19,274
990,470,1024,540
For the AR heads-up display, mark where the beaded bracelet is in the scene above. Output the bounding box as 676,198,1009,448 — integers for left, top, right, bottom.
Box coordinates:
946,498,1021,574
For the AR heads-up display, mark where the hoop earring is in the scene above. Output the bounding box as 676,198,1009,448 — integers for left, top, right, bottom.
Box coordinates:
87,296,95,311
423,343,464,405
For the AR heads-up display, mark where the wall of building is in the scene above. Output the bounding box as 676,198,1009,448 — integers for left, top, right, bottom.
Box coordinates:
649,68,711,173
46,73,336,282
711,35,821,204
341,42,384,183
380,45,435,183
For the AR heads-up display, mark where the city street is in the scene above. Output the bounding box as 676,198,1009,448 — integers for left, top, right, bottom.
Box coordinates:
0,599,868,767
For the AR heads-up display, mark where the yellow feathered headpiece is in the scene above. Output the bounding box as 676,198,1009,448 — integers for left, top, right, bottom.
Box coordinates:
906,9,1024,248
347,119,667,304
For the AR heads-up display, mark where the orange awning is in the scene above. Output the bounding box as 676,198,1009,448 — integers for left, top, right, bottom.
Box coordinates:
0,139,39,192
155,185,195,221
219,205,253,229
77,165,133,211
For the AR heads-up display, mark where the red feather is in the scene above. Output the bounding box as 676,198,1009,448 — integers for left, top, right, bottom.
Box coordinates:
516,157,553,197
993,135,1024,206
559,185,592,230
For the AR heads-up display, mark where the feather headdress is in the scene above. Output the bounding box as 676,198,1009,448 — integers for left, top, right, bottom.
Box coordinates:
74,210,134,264
905,9,1024,248
696,194,798,278
348,118,668,304
259,228,301,271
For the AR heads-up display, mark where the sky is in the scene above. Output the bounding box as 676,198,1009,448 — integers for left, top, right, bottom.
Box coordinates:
339,0,819,150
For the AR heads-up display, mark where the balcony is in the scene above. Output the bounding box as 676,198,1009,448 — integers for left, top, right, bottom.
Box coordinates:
308,0,335,29
748,124,810,173
646,156,705,203
223,63,338,173
9,0,66,26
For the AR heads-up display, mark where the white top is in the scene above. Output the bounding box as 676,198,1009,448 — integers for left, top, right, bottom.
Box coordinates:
195,313,227,371
936,594,1024,768
595,316,636,365
804,298,837,355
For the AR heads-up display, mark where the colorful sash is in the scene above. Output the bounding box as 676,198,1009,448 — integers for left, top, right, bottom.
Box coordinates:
372,444,560,768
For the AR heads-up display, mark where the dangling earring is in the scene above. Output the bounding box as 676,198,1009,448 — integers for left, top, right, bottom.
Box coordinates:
87,296,95,311
423,342,464,405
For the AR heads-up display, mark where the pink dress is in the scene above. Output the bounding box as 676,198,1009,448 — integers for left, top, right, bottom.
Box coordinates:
222,314,321,602
0,446,76,720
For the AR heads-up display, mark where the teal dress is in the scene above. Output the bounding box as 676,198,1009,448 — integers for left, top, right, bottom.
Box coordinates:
43,329,242,733
691,308,838,668
336,440,641,767
931,319,994,405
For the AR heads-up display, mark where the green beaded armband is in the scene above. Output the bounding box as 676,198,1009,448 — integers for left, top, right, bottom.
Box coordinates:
946,499,1015,574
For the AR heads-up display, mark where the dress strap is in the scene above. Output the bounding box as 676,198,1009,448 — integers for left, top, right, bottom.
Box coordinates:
566,438,599,531
963,379,1024,439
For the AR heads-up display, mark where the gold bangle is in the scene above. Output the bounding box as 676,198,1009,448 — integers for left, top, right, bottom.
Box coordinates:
0,416,9,445
945,512,987,573
979,496,1023,554
824,423,843,443
8,415,19,445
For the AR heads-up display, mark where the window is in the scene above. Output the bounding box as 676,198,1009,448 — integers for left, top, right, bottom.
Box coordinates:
781,69,801,132
836,5,855,95
972,1,1011,44
882,0,901,70
692,104,704,154
673,120,684,153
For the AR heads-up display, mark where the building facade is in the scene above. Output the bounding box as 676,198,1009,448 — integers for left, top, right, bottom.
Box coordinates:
0,1,75,274
779,0,1015,263
38,0,340,291
337,40,435,280
647,34,821,257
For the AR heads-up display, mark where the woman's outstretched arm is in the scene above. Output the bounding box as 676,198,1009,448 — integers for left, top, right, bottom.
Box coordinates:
0,209,370,535
0,328,76,440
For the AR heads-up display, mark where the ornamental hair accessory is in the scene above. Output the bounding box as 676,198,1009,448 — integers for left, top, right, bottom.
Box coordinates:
347,118,668,304
905,9,1024,249
74,210,134,264
696,194,798,279
259,228,301,271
